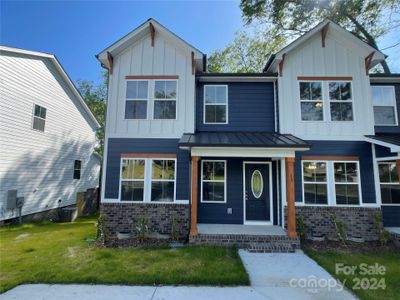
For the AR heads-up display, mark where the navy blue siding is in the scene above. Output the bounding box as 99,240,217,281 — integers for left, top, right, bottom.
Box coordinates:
375,144,396,158
295,141,376,204
371,83,400,134
197,158,279,225
105,138,189,200
382,206,400,227
196,82,275,132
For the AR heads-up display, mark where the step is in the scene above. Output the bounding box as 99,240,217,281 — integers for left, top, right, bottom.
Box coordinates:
247,242,297,253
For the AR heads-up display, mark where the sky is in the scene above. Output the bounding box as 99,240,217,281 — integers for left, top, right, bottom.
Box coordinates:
1,0,399,86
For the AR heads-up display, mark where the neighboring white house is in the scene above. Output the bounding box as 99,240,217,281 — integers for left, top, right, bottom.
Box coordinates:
0,46,101,221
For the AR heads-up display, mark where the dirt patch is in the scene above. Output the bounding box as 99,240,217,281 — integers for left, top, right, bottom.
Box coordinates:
15,233,30,240
302,240,398,252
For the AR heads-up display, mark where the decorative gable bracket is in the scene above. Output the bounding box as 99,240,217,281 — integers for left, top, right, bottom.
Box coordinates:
149,22,155,47
107,51,113,75
321,22,330,47
365,51,375,75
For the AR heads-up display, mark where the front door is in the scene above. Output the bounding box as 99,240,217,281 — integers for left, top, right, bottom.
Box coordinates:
244,163,271,224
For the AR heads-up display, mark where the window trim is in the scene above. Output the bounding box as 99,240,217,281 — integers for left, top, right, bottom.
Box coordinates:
153,79,178,120
150,158,177,202
118,157,177,203
371,85,398,126
328,81,355,122
301,161,329,205
203,85,229,125
32,104,47,132
301,160,363,207
378,161,400,206
298,81,324,122
332,161,362,205
200,159,227,203
124,79,150,120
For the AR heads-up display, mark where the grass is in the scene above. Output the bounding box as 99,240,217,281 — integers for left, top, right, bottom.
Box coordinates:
304,247,400,300
0,216,249,293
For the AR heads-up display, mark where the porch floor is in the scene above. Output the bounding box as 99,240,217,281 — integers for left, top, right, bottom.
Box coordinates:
197,224,286,236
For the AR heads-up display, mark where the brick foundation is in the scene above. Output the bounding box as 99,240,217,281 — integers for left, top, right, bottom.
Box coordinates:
100,203,190,246
285,206,382,241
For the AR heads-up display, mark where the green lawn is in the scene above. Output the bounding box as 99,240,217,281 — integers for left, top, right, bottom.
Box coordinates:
0,216,249,293
305,247,400,300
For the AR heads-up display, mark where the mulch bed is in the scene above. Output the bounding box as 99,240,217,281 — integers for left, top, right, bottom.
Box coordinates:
302,239,398,252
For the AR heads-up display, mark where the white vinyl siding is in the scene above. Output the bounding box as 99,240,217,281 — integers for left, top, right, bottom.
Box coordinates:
0,52,100,221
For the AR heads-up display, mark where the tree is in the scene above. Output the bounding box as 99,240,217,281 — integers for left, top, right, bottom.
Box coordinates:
76,71,107,156
207,28,285,73
240,0,400,73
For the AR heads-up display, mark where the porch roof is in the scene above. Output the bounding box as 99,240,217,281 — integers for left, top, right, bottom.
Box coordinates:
365,134,400,152
179,131,310,149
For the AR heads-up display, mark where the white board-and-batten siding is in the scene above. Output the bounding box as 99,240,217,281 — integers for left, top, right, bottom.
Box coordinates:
278,28,375,140
0,51,100,221
106,32,195,139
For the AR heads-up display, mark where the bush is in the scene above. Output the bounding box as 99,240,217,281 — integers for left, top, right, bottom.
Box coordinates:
373,213,390,246
171,213,179,241
330,214,346,246
296,215,306,241
135,216,149,243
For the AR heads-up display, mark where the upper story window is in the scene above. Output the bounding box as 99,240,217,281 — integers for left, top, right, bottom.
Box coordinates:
371,86,398,125
154,80,177,119
32,104,47,132
329,82,353,121
378,162,400,204
204,85,228,124
125,81,149,119
299,82,323,121
73,160,81,180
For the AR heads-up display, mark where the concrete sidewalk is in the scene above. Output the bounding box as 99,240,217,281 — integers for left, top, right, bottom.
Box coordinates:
0,250,357,300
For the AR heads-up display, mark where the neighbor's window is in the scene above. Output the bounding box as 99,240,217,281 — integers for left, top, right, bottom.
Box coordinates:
73,160,81,180
151,159,176,202
302,162,328,204
201,160,226,202
32,104,47,132
120,159,145,201
204,85,228,124
299,82,323,121
334,162,360,205
154,81,177,119
379,162,400,204
329,82,353,121
125,80,148,119
371,86,397,125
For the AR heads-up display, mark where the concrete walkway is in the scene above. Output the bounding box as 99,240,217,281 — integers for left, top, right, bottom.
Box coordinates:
1,250,357,300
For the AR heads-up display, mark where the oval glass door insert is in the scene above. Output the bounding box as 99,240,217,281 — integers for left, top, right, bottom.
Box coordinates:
251,170,263,199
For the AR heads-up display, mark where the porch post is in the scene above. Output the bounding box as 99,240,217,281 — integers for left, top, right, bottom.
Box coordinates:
285,157,297,238
396,160,400,183
190,156,200,236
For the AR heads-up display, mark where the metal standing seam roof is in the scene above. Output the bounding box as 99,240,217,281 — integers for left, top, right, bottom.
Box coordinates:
365,134,400,147
179,132,310,148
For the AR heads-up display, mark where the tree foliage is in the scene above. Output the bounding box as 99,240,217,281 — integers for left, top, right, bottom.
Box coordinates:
240,0,400,73
76,71,107,157
207,28,285,73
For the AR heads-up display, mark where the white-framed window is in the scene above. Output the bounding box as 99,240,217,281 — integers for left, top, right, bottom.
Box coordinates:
329,82,354,121
333,162,360,205
119,157,176,202
299,82,323,121
302,161,328,204
32,104,47,132
378,162,400,204
301,160,362,206
73,160,81,180
201,160,226,203
371,86,398,126
154,80,177,119
204,85,228,124
125,80,149,119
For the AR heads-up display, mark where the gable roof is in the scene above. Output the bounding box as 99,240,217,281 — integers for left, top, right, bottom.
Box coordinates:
264,19,386,73
0,45,100,129
96,18,204,70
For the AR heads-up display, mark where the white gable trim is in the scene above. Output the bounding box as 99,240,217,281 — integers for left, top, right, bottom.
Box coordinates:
365,137,400,153
0,45,100,129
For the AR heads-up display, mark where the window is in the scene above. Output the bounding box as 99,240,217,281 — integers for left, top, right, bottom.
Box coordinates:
201,160,226,202
120,159,145,201
334,162,360,205
204,85,228,124
329,82,353,121
302,160,362,206
371,86,397,125
299,82,323,121
379,162,400,204
154,81,177,119
302,162,328,204
125,81,148,119
73,160,81,180
151,159,175,202
32,104,47,131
